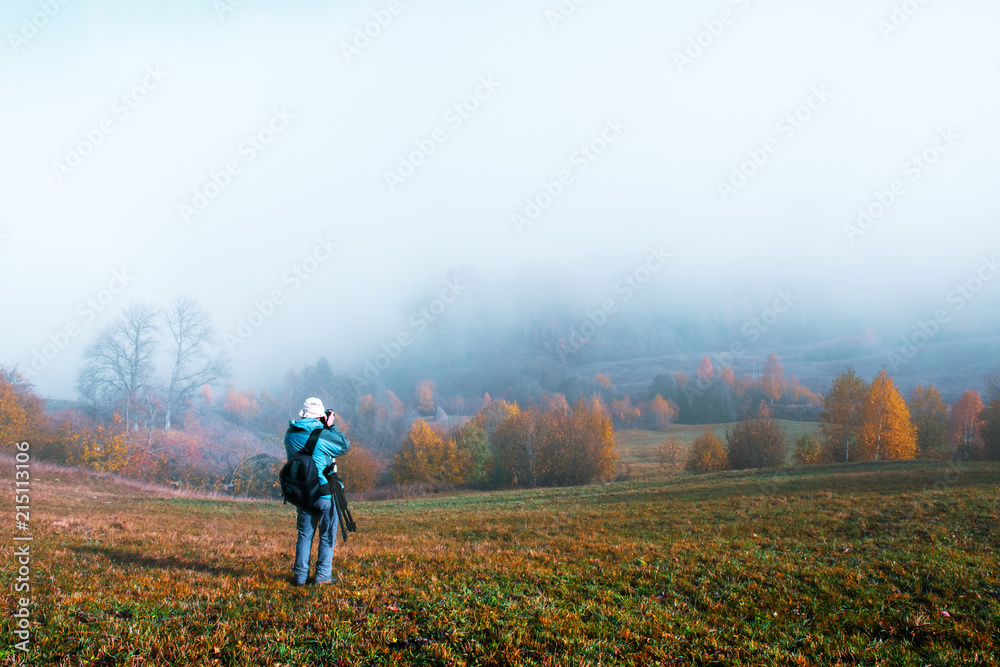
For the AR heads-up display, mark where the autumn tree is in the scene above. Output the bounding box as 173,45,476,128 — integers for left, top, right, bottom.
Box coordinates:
541,392,571,415
980,396,1000,461
820,368,868,463
725,402,787,470
645,395,679,430
222,388,260,422
948,390,984,461
594,374,613,388
720,367,736,389
857,369,917,462
455,422,492,486
355,392,404,452
470,397,519,442
493,406,542,487
61,412,143,475
338,445,382,493
685,430,728,474
0,366,47,450
762,354,785,403
610,395,640,429
391,419,462,485
163,297,230,430
697,356,714,384
416,380,437,415
489,397,616,488
565,397,617,484
909,385,948,458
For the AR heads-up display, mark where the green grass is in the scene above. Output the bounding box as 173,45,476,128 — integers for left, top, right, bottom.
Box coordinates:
616,420,822,477
2,459,998,666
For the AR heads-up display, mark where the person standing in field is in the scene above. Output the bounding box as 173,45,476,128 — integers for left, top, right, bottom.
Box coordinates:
283,397,351,586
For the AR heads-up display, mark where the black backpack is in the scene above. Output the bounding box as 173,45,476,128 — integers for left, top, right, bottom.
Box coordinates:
279,428,331,509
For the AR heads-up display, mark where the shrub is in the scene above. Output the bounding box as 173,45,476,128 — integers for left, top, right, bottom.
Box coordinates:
685,430,728,474
726,402,787,470
656,436,684,475
792,434,823,466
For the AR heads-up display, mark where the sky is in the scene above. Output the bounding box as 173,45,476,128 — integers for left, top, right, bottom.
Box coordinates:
1,0,999,399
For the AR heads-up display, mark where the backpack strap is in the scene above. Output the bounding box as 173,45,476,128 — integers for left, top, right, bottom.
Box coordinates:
300,428,323,457
300,428,332,498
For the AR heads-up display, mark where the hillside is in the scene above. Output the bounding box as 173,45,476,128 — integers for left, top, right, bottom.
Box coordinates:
3,459,999,666
616,420,822,478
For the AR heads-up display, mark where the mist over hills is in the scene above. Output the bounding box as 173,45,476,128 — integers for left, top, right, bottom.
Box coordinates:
306,267,1000,409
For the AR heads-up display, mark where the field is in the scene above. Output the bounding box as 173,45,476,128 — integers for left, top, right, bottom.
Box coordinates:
615,421,821,478
2,458,999,666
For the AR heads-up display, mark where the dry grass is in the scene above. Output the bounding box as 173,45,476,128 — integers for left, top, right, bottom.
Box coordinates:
2,457,998,666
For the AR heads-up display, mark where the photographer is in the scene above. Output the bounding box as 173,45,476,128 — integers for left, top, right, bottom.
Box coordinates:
283,397,351,586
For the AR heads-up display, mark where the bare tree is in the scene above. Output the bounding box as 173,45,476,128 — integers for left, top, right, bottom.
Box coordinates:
163,296,230,429
77,302,161,432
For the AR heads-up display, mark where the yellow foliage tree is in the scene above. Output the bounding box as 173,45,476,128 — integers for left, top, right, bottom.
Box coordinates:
685,430,728,473
858,369,917,462
63,412,142,475
416,380,437,415
392,419,462,485
0,366,46,449
470,398,519,439
646,395,679,430
338,445,382,492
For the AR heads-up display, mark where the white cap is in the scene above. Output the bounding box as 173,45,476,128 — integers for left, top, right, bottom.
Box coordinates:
298,397,325,419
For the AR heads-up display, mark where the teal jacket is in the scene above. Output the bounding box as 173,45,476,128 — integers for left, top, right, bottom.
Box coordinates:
283,418,351,499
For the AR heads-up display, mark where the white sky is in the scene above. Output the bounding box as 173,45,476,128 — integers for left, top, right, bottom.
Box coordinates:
1,0,998,398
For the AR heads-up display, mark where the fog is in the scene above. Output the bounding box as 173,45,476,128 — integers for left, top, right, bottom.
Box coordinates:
2,0,999,400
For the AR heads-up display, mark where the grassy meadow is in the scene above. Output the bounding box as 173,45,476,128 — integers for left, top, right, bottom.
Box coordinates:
615,420,822,478
2,457,999,666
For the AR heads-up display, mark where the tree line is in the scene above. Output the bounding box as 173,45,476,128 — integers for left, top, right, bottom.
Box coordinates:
676,367,1000,475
